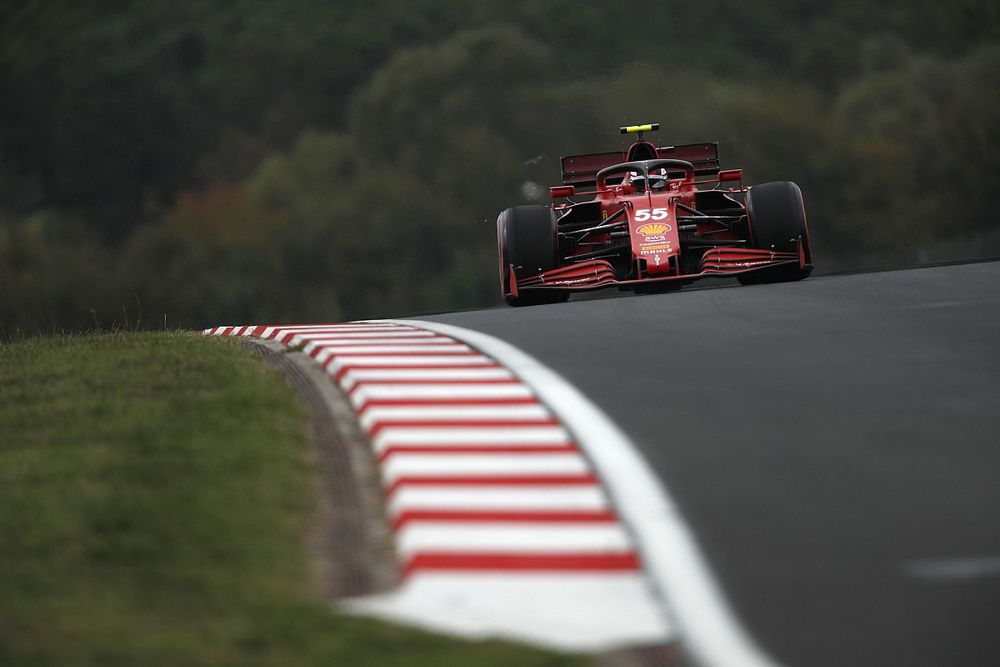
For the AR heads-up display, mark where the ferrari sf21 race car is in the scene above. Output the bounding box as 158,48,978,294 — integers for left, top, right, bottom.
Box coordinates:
497,124,814,306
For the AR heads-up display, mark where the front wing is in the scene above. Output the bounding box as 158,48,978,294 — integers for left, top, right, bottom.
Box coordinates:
512,245,807,294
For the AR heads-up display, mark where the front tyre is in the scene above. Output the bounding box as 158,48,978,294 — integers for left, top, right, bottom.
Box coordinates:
739,181,813,285
497,205,569,306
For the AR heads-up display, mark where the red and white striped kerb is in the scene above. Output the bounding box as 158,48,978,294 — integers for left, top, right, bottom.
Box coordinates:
205,321,642,579
203,321,674,650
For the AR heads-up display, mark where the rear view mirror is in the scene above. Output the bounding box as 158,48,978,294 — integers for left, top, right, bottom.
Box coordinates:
718,169,743,183
550,185,575,198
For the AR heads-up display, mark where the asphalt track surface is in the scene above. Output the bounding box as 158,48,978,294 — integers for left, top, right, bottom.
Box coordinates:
422,261,1000,667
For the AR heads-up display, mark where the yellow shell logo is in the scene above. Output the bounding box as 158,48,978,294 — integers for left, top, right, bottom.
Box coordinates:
637,223,670,236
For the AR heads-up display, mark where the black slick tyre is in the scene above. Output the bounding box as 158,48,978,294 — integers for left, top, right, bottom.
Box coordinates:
739,181,813,285
497,205,569,306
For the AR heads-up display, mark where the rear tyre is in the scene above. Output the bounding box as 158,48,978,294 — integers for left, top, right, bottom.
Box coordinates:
497,205,569,306
738,181,813,285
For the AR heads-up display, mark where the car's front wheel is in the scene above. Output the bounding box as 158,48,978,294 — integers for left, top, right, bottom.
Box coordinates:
497,205,569,306
739,181,813,285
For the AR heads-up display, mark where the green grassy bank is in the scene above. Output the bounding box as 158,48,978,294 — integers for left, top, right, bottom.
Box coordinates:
0,332,578,666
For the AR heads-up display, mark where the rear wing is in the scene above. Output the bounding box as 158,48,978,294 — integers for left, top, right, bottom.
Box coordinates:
561,142,720,186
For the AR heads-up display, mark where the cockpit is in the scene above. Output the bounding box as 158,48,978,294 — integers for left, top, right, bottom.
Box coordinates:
627,168,670,193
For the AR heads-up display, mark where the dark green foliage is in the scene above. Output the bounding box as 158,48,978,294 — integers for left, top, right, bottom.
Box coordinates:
1,2,999,334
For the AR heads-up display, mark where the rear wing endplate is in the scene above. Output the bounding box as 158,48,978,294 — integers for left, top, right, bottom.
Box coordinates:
561,142,720,186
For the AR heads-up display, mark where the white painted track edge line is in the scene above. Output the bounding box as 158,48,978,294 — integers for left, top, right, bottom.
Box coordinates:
382,318,784,667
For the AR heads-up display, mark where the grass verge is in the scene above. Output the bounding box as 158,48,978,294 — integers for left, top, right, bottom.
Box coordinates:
0,332,580,667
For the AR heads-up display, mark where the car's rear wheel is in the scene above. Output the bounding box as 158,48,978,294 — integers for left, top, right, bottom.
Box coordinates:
739,181,813,285
497,205,569,306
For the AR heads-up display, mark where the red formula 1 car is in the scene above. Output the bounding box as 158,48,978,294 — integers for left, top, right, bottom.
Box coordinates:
497,124,813,306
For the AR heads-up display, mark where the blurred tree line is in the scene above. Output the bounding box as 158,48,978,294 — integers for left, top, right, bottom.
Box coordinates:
1,0,998,335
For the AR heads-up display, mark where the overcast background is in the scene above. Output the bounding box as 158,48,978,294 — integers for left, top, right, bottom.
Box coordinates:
2,1,998,335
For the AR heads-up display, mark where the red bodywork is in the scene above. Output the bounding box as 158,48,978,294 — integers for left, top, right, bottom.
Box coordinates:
502,137,812,297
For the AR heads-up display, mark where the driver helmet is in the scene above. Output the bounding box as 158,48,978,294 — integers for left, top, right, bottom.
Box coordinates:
628,167,669,193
